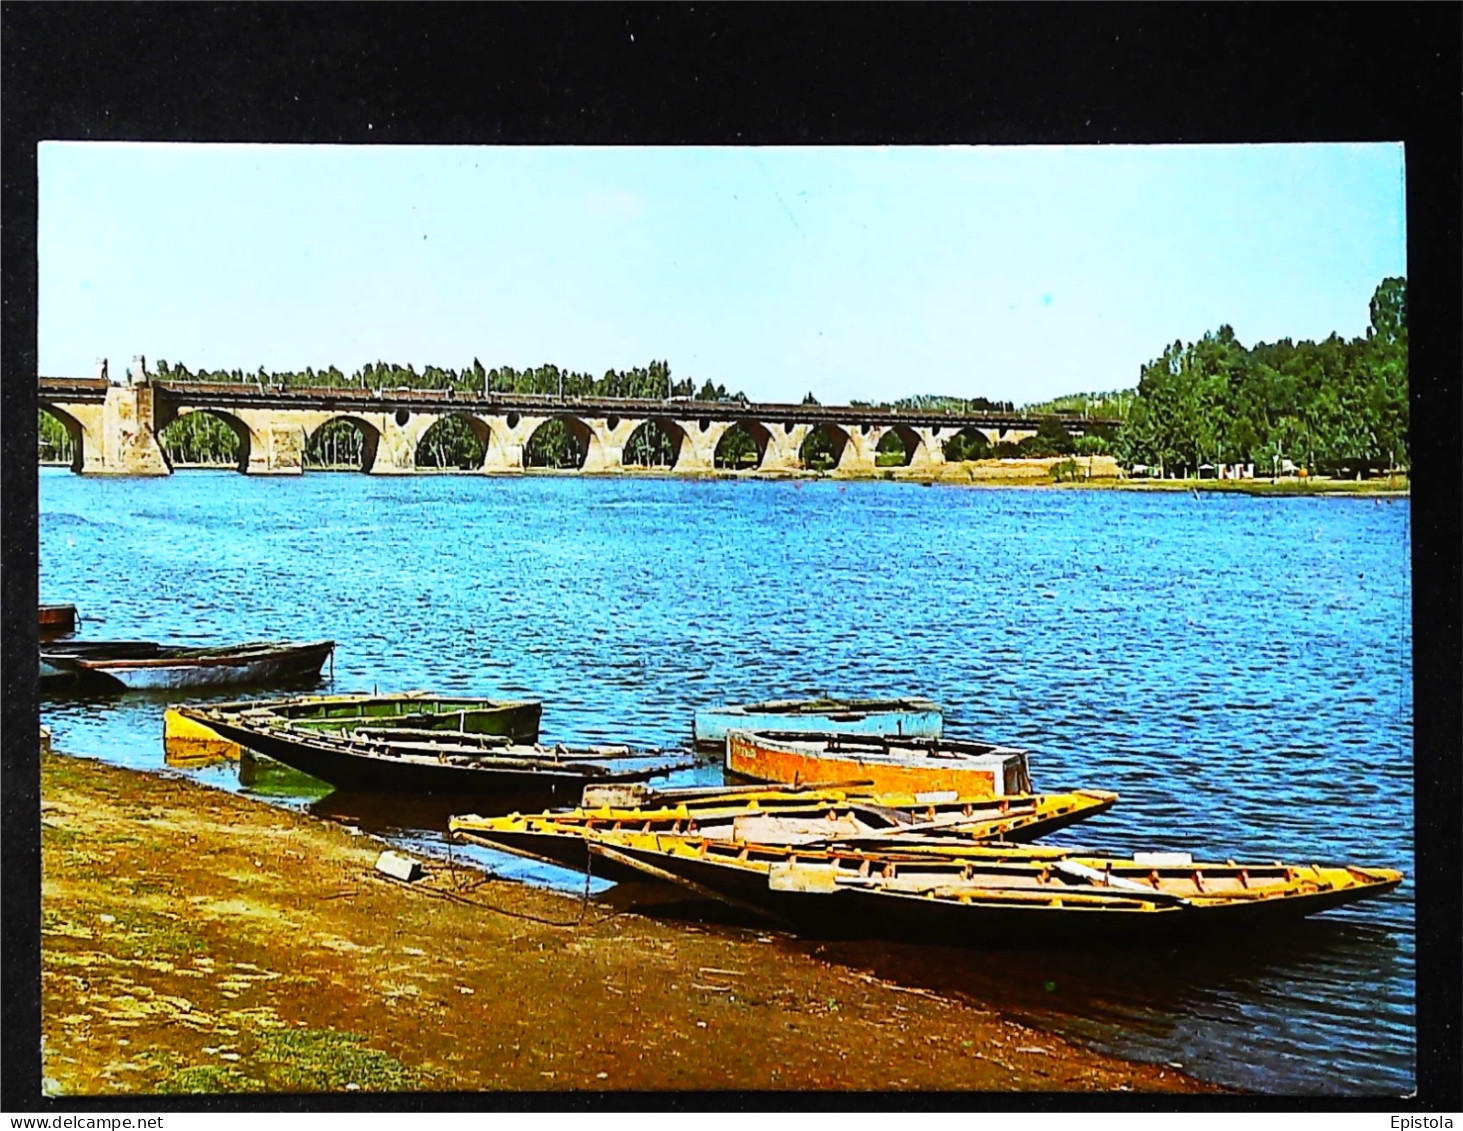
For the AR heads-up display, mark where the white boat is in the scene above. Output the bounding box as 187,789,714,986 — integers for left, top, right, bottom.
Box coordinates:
692,696,943,752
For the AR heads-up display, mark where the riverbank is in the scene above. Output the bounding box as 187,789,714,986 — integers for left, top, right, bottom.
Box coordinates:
39,750,1224,1097
39,458,1410,495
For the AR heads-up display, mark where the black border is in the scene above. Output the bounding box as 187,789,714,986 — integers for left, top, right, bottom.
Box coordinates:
3,1,1458,1114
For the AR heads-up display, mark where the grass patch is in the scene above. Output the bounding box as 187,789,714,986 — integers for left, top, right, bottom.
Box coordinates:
110,911,210,960
253,1028,423,1092
158,1064,257,1094
148,1027,422,1094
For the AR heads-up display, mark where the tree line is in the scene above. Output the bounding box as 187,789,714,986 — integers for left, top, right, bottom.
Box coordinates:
1116,278,1408,475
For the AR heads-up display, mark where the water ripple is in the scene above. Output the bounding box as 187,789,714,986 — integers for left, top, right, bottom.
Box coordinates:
38,469,1413,1096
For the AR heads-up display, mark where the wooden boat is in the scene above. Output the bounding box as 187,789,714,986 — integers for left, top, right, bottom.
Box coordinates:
692,697,943,751
212,691,545,739
726,729,1033,798
39,603,78,641
41,641,162,690
449,784,1119,879
164,691,544,764
575,831,1405,942
174,698,692,793
41,639,334,692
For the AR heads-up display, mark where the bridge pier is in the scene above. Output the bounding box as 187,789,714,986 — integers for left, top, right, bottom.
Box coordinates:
77,385,171,476
908,425,948,472
671,419,732,473
221,409,306,475
482,415,545,473
367,414,435,474
833,429,879,476
581,417,638,474
761,422,812,473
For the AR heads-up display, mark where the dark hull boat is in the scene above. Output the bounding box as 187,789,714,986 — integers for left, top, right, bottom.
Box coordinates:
180,700,692,794
39,603,78,641
449,784,1119,880
42,639,334,693
575,833,1404,944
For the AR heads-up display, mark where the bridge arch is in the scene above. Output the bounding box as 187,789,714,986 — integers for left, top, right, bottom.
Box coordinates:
414,413,489,471
714,420,772,470
942,426,996,462
38,403,87,473
623,419,686,469
523,415,594,470
798,422,851,471
305,415,382,473
160,407,252,472
873,424,923,468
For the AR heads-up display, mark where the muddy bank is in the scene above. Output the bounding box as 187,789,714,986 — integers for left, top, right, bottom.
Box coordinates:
40,751,1226,1096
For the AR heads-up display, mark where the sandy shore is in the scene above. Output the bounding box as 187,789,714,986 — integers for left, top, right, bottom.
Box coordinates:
38,750,1226,1096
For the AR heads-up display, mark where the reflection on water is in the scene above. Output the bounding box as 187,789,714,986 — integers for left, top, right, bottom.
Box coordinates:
38,469,1413,1095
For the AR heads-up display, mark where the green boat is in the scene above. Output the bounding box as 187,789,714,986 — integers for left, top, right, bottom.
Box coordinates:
208,691,544,741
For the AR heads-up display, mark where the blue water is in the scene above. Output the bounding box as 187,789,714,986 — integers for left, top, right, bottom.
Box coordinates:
38,469,1415,1095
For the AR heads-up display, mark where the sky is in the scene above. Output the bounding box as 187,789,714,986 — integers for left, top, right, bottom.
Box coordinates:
37,143,1406,406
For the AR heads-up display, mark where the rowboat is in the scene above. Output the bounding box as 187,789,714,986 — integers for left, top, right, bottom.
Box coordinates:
449,784,1119,879
41,639,334,693
575,832,1405,942
173,697,692,793
166,691,545,761
692,697,943,751
42,641,163,690
213,691,545,739
726,729,1033,798
39,603,78,641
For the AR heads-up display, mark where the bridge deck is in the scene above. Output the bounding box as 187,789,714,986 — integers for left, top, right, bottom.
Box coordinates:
35,378,1105,432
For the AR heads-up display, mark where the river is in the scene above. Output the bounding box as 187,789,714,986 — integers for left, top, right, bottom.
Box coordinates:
38,468,1415,1095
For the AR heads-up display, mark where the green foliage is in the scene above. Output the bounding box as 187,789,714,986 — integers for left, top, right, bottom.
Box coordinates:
152,357,721,401
305,419,369,470
714,425,761,468
158,413,242,467
415,416,486,470
1118,279,1408,473
875,431,912,466
624,421,679,467
524,418,585,469
1016,417,1076,458
1051,458,1083,483
39,411,75,464
942,428,993,461
799,425,838,470
890,393,1016,413
1022,390,1136,420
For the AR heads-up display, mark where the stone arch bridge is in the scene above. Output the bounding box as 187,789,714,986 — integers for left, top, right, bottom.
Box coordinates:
38,374,1101,477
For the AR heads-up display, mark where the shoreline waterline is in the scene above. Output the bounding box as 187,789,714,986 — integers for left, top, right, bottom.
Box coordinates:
36,458,1411,496
38,748,1226,1096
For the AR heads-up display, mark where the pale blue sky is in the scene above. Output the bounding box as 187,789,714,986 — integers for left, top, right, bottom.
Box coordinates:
38,143,1406,405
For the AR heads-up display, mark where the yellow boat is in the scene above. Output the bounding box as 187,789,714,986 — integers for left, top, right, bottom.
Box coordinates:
568,830,1405,942
449,784,1119,879
725,729,1033,798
